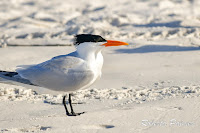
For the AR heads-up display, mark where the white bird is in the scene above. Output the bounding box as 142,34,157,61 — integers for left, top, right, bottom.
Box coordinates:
1,34,128,116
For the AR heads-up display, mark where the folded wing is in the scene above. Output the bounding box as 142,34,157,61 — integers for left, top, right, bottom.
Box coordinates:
16,56,86,91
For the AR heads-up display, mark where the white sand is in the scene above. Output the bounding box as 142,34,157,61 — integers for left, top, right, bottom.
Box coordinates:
1,0,200,132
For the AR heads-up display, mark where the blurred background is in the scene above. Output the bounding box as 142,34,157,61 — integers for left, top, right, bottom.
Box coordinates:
0,0,200,47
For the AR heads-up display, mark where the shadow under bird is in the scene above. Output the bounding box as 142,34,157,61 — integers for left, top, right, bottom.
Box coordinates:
0,34,128,116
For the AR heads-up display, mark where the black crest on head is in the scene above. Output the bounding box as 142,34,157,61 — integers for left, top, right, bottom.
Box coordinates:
74,34,106,46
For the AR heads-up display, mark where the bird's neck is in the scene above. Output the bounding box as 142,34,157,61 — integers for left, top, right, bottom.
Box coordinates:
77,47,103,71
77,48,102,62
76,43,104,72
76,43,103,61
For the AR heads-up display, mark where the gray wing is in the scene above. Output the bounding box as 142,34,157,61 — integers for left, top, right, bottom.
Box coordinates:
16,56,85,82
38,56,84,72
17,56,83,73
16,56,94,92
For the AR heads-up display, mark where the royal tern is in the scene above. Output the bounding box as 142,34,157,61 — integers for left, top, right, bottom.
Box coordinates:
1,34,128,116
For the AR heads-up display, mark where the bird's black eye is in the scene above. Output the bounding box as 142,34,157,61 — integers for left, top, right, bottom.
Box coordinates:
74,34,106,45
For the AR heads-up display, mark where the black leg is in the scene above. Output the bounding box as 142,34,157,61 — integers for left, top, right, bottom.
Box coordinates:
63,94,85,116
68,93,85,116
69,93,75,114
62,95,69,115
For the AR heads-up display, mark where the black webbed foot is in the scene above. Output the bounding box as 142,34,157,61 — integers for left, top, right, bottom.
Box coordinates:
66,112,85,116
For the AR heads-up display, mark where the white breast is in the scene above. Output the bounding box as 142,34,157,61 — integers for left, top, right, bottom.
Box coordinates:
80,51,104,90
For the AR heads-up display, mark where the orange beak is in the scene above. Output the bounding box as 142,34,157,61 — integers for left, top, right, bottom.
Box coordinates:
102,40,129,47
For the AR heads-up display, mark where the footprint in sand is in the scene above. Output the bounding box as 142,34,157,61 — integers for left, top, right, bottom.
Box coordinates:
81,124,115,129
